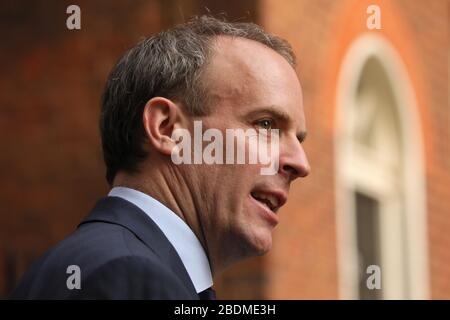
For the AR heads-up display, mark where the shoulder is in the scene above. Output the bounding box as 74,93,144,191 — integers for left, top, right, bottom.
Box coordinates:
60,223,196,299
11,222,197,299
68,254,195,299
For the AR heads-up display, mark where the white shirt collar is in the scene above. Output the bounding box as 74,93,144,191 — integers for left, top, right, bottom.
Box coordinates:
108,186,213,293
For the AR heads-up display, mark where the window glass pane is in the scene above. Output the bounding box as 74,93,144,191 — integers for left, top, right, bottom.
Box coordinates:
355,191,382,299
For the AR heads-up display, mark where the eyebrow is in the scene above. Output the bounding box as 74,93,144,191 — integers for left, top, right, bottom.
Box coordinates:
245,106,291,122
243,105,308,143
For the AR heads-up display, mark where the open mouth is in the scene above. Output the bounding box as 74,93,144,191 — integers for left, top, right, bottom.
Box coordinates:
250,190,284,213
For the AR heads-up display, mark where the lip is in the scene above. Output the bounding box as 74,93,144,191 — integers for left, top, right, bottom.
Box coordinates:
250,189,288,213
248,194,280,226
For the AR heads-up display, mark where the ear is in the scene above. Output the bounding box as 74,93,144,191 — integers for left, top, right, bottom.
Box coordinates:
142,97,184,156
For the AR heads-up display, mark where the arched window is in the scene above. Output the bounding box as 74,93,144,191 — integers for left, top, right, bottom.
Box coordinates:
335,34,429,299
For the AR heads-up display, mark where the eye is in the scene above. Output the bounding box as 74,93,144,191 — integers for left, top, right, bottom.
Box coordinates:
256,119,274,130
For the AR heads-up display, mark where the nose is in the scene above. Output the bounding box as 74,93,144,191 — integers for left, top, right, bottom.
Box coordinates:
278,137,310,182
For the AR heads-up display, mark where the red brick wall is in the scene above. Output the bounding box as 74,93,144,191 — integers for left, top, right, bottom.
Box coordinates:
0,0,261,298
1,0,448,299
0,0,164,296
255,0,450,299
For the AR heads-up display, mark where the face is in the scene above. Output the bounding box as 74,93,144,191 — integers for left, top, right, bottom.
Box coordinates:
178,37,310,270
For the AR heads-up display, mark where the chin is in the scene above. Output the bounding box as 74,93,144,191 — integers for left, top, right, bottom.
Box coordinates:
245,229,273,256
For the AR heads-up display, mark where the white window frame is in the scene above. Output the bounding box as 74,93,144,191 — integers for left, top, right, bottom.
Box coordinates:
334,33,429,299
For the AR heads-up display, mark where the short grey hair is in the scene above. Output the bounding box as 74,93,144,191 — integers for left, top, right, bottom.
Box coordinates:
100,15,297,185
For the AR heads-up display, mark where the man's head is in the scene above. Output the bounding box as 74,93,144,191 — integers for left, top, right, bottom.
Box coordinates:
100,15,310,274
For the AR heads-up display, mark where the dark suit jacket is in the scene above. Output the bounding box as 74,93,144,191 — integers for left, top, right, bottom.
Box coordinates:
9,196,200,299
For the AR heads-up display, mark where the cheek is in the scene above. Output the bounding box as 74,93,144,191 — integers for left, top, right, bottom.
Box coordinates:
221,164,260,195
209,167,253,212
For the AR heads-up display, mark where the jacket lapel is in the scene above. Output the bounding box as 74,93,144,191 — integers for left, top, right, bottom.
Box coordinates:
78,196,198,297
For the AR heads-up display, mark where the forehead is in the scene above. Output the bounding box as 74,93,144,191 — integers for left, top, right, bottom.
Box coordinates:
204,36,305,127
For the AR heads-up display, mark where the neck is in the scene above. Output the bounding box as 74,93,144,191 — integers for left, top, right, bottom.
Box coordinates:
112,162,221,276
